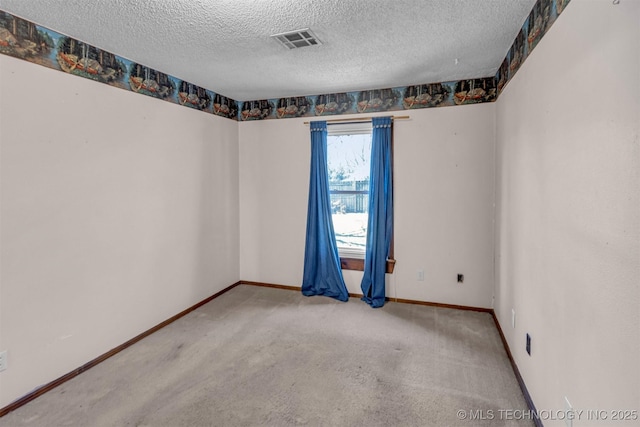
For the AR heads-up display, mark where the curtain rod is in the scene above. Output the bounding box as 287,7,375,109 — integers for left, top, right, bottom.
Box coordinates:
303,115,410,125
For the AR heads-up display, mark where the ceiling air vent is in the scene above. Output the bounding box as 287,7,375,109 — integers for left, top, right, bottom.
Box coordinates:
271,28,322,50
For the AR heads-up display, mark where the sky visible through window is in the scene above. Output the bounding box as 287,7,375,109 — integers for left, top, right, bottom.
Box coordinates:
327,133,371,252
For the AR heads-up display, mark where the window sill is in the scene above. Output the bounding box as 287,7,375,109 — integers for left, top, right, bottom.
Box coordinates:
340,257,396,274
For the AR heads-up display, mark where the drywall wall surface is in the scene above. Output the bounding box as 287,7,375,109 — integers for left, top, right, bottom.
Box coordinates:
0,54,239,408
494,0,640,424
239,103,496,308
393,104,496,308
238,117,310,288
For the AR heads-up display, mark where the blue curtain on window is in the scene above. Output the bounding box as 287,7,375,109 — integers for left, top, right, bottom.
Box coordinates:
361,117,393,308
301,121,349,302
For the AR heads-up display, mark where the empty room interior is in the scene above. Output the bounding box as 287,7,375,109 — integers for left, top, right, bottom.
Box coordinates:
0,0,638,426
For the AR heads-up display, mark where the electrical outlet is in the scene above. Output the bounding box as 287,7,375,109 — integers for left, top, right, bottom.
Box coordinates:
511,309,516,328
417,269,424,281
0,350,7,372
526,334,531,356
564,396,573,427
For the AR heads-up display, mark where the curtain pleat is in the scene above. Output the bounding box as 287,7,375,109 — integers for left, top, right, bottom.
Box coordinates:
301,121,349,302
360,117,393,308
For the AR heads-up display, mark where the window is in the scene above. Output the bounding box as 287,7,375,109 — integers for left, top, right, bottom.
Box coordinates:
327,124,371,259
326,122,395,273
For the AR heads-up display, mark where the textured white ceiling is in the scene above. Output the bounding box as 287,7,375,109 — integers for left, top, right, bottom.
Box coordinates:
1,0,537,101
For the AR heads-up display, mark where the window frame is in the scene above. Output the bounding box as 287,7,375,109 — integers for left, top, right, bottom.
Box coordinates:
327,122,395,273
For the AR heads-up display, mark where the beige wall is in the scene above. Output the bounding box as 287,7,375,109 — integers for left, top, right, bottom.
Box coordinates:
494,0,639,424
239,104,496,308
0,54,240,408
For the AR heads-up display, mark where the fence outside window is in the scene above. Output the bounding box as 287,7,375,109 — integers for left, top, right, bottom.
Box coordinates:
329,180,369,214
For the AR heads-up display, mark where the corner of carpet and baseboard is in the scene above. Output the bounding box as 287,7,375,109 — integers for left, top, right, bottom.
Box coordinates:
490,309,543,427
0,280,243,418
1,280,540,425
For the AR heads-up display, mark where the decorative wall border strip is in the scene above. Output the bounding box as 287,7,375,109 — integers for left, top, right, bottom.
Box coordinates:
496,0,571,95
0,11,239,120
1,0,570,123
238,78,497,121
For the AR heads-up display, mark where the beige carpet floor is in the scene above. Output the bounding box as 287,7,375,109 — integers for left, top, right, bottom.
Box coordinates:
0,284,533,426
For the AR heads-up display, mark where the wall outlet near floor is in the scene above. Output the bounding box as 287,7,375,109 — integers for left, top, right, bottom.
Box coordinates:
417,269,424,281
0,350,7,372
564,396,573,427
526,333,531,356
511,309,516,328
